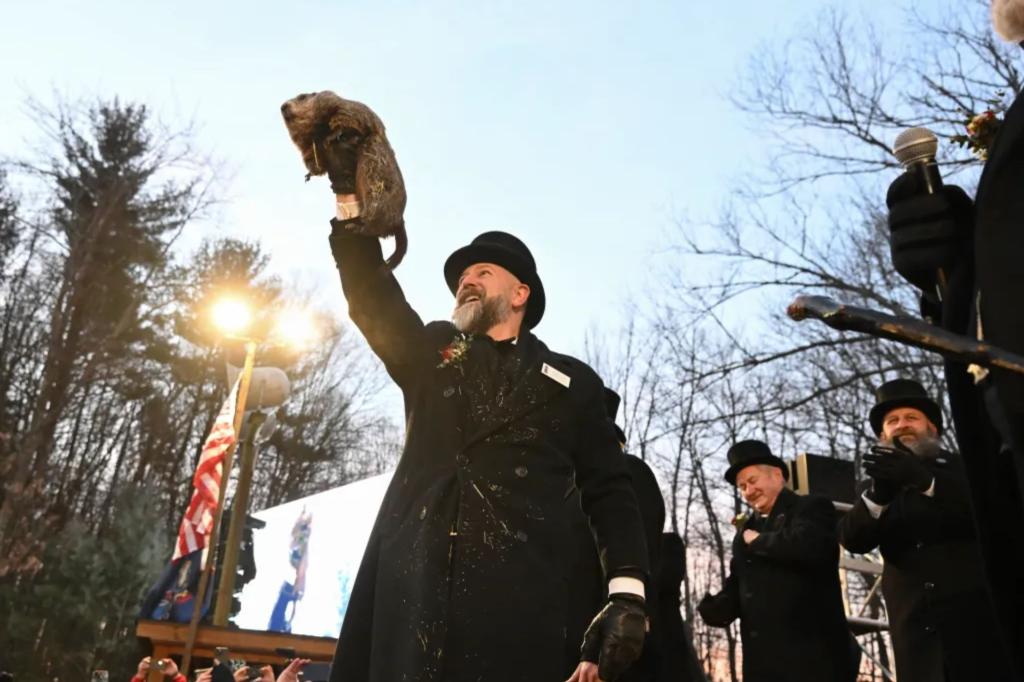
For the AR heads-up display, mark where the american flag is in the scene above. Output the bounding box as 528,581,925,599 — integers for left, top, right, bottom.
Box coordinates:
173,377,241,562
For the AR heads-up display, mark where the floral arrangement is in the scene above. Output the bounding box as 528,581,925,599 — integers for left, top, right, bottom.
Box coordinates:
951,94,1005,160
438,333,472,369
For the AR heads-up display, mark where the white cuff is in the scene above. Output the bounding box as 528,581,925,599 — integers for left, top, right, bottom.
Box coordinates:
861,492,888,519
922,478,936,497
608,576,645,600
336,198,361,220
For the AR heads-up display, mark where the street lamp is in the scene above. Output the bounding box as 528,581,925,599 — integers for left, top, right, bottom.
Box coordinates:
180,296,317,675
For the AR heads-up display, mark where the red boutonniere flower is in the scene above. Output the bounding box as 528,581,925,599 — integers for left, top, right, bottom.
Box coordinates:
438,334,472,369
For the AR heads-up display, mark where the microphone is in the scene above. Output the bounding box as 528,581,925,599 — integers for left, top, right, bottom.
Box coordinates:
891,127,949,297
892,127,943,194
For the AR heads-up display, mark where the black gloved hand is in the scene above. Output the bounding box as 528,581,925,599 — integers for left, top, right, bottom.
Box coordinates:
863,440,933,493
864,472,898,506
886,171,973,292
316,127,364,195
579,593,646,682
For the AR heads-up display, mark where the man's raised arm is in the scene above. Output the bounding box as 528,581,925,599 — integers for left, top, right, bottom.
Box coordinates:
330,216,427,388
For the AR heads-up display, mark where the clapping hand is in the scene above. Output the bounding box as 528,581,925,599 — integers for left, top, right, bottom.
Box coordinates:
863,439,932,494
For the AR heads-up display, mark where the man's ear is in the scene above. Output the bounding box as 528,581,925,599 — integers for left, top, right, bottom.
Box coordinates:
512,283,530,308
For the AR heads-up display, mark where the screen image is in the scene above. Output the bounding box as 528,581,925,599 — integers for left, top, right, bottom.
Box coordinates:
234,471,393,637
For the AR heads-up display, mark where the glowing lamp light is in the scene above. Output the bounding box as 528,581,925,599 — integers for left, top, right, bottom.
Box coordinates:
274,308,318,348
211,298,253,336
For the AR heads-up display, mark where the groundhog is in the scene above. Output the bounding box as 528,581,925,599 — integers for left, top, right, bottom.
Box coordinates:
281,91,407,268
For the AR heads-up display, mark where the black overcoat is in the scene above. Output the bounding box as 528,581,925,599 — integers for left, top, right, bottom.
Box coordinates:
839,452,1007,682
697,489,857,682
326,227,649,682
934,88,1024,670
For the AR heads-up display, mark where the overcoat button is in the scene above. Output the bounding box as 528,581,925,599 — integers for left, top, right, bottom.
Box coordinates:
419,506,427,520
443,386,455,398
915,541,925,549
924,625,935,634
515,466,528,478
516,530,528,542
924,582,935,590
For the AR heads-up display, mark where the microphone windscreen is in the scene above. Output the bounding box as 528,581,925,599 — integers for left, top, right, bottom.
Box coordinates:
893,127,938,167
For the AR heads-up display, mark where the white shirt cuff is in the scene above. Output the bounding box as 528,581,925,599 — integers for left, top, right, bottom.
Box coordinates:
608,576,645,600
861,492,888,519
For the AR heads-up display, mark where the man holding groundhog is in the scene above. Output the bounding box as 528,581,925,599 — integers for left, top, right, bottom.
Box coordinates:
308,100,648,682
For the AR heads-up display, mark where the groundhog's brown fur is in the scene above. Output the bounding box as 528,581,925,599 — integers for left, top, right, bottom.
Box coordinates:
281,91,407,268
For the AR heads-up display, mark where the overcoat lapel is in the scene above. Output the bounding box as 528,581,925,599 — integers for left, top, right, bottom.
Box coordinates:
767,487,795,529
461,333,566,450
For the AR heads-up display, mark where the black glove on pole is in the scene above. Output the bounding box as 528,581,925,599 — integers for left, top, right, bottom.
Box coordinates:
863,441,933,493
579,593,646,681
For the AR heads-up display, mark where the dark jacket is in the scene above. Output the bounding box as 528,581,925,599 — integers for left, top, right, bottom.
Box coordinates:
932,88,1024,672
839,452,1008,681
326,227,648,682
698,489,856,682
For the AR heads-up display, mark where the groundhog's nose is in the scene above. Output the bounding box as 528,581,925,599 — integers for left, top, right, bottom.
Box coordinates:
280,102,289,113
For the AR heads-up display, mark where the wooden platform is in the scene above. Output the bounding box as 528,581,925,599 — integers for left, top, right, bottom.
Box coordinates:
136,620,336,665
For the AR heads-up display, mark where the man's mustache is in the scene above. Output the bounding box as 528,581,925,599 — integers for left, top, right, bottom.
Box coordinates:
456,285,485,306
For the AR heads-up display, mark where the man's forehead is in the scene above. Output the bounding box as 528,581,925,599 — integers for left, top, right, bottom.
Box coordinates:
884,406,928,420
460,262,516,279
736,465,763,484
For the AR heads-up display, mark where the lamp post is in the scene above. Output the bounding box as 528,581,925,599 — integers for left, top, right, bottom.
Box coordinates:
179,298,314,675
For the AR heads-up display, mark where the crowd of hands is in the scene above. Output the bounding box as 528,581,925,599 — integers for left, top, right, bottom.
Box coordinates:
137,656,311,682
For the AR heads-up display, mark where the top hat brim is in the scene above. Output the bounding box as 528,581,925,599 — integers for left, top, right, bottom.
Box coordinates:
724,456,789,486
869,397,943,436
444,243,546,329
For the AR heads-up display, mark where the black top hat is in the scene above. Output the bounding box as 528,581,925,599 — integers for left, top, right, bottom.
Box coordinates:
868,378,943,436
443,231,546,329
724,440,788,485
603,387,627,445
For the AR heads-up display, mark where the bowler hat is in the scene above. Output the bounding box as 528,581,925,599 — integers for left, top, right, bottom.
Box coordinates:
724,440,789,485
444,231,546,329
868,379,943,436
603,387,628,445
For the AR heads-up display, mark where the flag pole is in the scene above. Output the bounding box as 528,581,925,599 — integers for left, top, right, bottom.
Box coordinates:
181,339,257,676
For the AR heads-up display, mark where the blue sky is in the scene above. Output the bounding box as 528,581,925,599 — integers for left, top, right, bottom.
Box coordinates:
1,0,897,365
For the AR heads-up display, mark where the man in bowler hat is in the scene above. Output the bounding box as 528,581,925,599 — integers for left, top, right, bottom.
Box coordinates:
321,152,649,682
839,379,1012,681
698,441,857,682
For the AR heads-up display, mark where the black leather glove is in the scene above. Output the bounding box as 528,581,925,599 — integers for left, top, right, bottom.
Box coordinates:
316,127,363,195
885,170,973,292
863,470,898,506
579,593,646,682
863,440,933,493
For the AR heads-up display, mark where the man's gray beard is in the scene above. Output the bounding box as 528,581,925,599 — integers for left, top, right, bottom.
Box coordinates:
882,432,943,459
452,295,511,335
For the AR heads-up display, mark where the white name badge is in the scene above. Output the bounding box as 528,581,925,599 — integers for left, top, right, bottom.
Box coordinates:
541,362,571,388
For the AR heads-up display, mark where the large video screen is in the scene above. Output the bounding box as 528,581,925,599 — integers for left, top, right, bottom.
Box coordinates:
234,471,392,637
